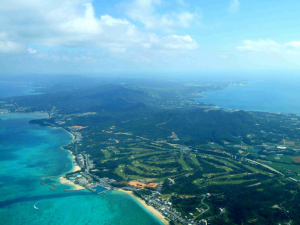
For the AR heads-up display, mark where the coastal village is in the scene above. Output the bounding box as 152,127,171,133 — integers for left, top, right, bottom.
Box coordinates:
54,125,212,225
61,162,210,225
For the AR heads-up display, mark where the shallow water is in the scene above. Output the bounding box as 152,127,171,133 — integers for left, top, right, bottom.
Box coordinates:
0,113,163,225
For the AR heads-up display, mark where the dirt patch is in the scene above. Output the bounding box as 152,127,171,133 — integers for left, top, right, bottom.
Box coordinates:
292,158,300,163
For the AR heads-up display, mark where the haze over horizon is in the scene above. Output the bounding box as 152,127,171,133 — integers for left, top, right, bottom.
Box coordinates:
1,0,300,75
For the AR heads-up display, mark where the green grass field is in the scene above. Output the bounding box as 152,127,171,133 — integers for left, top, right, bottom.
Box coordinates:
102,149,111,158
178,154,193,171
97,139,282,190
190,154,200,166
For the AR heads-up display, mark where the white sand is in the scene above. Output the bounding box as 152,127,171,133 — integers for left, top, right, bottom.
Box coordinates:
66,150,81,172
73,165,81,172
59,177,84,190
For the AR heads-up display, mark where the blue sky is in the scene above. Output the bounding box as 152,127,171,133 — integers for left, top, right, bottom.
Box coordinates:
1,0,300,75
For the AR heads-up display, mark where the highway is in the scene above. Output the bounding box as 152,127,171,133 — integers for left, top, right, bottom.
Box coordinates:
244,158,284,176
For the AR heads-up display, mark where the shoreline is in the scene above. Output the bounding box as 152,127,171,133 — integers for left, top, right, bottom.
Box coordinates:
67,150,82,172
57,126,81,173
58,127,82,189
64,129,76,144
117,189,169,225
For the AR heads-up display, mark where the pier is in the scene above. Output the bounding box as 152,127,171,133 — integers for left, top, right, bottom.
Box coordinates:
97,190,110,195
40,176,60,180
40,177,61,187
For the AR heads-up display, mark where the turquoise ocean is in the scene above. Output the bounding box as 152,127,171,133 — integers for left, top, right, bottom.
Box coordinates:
198,80,300,114
0,84,163,224
0,113,163,225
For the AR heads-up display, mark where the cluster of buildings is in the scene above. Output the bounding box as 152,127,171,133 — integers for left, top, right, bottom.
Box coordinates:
84,154,95,171
68,174,88,186
76,154,85,167
96,177,116,188
141,192,204,225
144,193,184,222
119,178,212,224
72,131,82,142
67,126,85,143
67,172,116,193
77,177,88,186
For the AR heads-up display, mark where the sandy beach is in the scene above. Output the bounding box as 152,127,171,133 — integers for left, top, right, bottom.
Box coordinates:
61,128,81,172
68,131,76,143
58,127,81,173
59,177,85,190
67,150,81,172
73,164,81,172
118,190,169,225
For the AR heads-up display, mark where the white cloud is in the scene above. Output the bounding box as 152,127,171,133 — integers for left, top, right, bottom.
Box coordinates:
75,56,97,63
0,0,198,56
0,32,7,39
236,39,300,56
163,35,198,50
0,0,103,47
61,56,70,61
236,40,281,52
110,47,127,53
0,41,24,54
177,12,196,28
0,32,24,54
136,34,198,52
56,3,102,36
125,0,200,30
229,0,240,13
285,41,300,49
177,0,189,7
27,48,37,54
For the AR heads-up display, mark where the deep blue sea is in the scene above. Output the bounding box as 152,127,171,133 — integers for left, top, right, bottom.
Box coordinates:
198,80,300,114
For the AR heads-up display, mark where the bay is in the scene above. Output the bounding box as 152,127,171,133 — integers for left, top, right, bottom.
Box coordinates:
197,80,300,114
